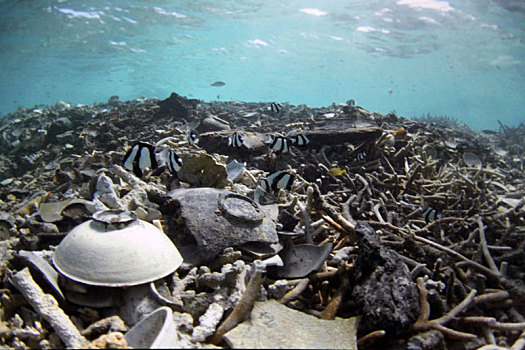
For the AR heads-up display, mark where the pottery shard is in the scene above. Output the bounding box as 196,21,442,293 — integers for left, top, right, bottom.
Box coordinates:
352,221,420,334
223,300,357,349
165,188,278,262
39,198,93,223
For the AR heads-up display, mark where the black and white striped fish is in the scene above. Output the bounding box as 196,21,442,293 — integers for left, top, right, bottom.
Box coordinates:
157,149,183,173
356,151,367,161
228,132,244,148
422,207,439,223
290,134,310,147
260,170,295,192
270,136,291,153
187,130,199,146
270,102,283,114
123,142,158,178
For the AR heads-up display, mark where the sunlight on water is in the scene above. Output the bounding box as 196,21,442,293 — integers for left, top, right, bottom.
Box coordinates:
0,0,524,129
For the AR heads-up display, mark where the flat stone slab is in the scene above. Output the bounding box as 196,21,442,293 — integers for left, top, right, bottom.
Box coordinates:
224,300,357,349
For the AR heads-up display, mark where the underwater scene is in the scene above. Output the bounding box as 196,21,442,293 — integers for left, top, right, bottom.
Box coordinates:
1,0,525,129
0,1,524,349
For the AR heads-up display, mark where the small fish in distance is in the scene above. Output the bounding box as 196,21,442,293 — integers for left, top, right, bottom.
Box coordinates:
356,151,366,161
327,167,346,177
228,132,244,148
123,142,158,178
422,207,439,223
270,102,283,114
290,134,310,147
210,81,225,87
187,130,199,146
260,170,295,192
393,127,407,138
270,136,291,153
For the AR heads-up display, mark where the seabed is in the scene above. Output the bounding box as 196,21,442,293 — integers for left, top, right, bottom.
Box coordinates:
0,93,524,349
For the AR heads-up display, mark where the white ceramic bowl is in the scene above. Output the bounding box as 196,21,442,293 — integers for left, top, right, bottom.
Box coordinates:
53,210,182,287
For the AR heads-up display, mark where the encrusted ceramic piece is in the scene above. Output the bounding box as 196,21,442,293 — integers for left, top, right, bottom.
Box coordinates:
53,210,183,287
39,198,95,223
165,188,278,263
15,250,65,303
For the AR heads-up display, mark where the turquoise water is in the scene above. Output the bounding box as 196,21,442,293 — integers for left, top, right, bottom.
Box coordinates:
1,0,524,130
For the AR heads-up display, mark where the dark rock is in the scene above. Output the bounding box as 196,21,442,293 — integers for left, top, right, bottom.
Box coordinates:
277,209,298,232
108,96,120,106
352,221,420,334
157,92,200,118
46,117,72,144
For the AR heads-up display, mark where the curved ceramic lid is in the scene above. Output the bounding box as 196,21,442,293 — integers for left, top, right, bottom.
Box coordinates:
53,210,183,287
218,193,264,224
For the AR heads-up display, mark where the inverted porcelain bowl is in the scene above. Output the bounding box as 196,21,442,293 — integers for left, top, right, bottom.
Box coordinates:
53,210,182,287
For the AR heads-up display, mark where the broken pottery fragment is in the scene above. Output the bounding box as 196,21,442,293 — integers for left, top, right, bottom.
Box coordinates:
164,188,278,263
0,211,16,239
150,280,180,308
237,131,266,150
352,221,420,334
201,116,230,131
117,284,164,327
259,253,284,268
226,159,246,182
38,198,95,223
463,152,482,168
14,251,65,303
60,278,122,308
421,144,437,159
53,210,183,287
444,139,458,150
274,243,333,279
125,307,183,349
238,241,283,260
177,152,228,188
223,300,357,349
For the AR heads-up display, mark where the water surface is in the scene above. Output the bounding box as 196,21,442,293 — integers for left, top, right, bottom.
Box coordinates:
1,0,524,129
